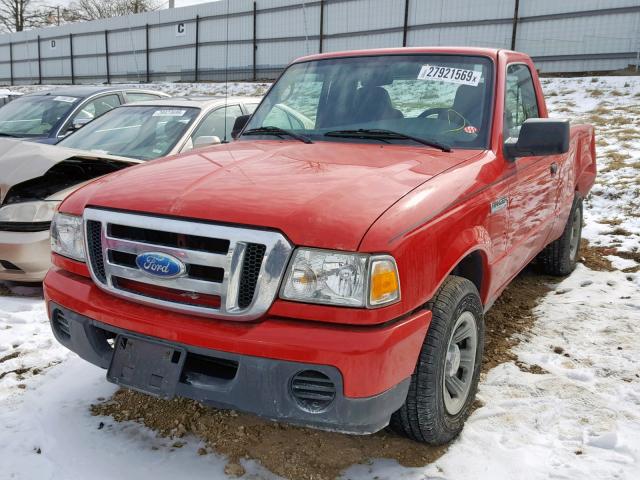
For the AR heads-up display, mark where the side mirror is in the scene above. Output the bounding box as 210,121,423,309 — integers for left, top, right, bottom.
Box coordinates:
231,115,250,139
193,135,221,149
504,118,570,161
66,117,91,134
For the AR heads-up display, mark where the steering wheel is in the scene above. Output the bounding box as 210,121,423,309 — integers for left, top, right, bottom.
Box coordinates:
418,107,467,129
418,107,450,119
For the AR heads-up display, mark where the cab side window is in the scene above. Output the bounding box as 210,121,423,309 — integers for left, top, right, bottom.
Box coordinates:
73,94,121,124
192,105,243,143
126,92,164,103
504,64,539,138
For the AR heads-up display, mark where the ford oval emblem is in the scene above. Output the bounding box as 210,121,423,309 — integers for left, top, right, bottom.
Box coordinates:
135,252,186,279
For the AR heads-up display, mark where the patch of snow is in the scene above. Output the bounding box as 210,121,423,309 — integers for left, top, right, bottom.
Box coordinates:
0,357,278,480
345,265,640,480
541,76,640,253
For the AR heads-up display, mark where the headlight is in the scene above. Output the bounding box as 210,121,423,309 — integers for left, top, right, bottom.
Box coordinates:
0,201,60,222
280,248,400,308
50,213,85,261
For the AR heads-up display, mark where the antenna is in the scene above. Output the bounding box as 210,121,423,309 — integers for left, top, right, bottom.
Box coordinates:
223,0,230,143
301,1,310,54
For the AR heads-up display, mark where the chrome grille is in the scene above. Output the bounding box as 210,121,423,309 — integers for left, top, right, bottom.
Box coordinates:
83,208,293,321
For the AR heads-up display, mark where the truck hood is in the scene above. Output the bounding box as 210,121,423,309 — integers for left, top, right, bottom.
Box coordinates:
0,138,139,204
68,141,482,250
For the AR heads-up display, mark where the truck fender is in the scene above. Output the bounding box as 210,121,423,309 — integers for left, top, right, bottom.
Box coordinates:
431,226,492,306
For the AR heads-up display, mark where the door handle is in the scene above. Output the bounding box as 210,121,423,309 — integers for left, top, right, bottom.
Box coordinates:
550,162,558,175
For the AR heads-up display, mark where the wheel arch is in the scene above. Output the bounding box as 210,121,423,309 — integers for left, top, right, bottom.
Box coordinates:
449,249,488,302
424,237,492,309
416,226,493,310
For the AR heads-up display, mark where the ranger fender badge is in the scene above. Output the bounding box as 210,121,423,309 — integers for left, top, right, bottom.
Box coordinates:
490,197,508,214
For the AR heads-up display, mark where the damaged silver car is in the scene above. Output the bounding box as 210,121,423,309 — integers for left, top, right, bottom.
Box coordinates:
0,96,261,282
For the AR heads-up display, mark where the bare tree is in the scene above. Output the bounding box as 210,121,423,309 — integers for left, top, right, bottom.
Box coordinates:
65,0,161,22
0,0,46,32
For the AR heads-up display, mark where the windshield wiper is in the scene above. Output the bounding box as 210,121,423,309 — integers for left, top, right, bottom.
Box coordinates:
0,132,21,138
242,126,313,144
324,129,451,152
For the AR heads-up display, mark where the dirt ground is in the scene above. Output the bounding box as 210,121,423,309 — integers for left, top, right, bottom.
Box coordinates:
91,246,610,480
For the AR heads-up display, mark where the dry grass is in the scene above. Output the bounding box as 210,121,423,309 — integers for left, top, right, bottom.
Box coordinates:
586,114,607,125
615,128,639,138
591,105,610,115
589,89,604,97
609,116,633,126
610,227,632,236
598,218,623,226
601,152,631,173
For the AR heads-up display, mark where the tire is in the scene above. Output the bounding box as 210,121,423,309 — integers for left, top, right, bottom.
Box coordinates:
390,276,484,444
538,195,583,276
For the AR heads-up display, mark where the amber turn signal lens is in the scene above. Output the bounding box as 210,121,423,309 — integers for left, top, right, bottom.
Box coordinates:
369,258,400,306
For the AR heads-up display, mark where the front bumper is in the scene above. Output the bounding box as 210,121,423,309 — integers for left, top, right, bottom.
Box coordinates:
49,302,412,434
0,229,51,282
44,267,431,433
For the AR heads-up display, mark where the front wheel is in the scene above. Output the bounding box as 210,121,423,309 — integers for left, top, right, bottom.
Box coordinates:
390,276,484,444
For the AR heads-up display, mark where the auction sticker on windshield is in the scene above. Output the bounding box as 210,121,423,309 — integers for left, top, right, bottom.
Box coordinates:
418,65,482,86
152,109,186,117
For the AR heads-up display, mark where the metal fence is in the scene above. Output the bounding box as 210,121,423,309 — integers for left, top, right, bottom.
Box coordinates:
0,0,639,85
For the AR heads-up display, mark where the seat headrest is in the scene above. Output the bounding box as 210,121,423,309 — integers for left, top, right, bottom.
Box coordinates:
453,85,483,113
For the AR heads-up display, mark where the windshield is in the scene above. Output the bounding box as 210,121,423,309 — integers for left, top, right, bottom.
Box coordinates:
244,54,494,149
59,106,200,160
0,95,80,137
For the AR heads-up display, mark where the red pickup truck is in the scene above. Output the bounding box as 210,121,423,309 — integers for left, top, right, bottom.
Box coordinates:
44,47,596,445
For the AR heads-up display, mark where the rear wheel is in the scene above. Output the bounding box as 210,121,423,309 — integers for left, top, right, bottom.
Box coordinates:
390,276,484,444
538,195,583,276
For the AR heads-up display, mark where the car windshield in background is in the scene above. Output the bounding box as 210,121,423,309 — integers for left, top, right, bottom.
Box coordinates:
244,54,494,149
0,95,80,137
58,106,200,160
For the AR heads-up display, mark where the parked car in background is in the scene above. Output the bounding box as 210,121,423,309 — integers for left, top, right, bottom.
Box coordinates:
0,89,23,107
0,96,261,282
43,48,596,444
0,86,169,144
58,96,262,158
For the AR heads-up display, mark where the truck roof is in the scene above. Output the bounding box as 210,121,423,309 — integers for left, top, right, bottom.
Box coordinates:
293,46,505,64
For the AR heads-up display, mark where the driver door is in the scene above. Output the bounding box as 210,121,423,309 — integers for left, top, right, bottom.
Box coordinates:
59,93,121,139
504,64,559,270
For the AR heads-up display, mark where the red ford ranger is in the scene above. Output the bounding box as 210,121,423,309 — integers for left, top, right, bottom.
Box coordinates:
44,47,596,444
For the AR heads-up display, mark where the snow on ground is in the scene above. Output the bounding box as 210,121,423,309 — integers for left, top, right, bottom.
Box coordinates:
0,357,279,480
541,76,640,256
1,76,639,479
354,265,639,480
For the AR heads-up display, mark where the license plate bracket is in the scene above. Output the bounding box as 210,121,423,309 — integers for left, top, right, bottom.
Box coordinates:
107,335,186,399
